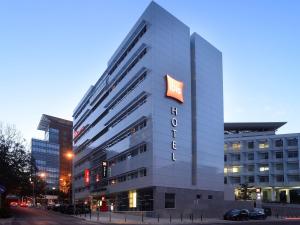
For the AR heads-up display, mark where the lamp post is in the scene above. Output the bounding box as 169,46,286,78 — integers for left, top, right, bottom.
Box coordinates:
65,151,74,205
40,172,47,205
29,178,35,207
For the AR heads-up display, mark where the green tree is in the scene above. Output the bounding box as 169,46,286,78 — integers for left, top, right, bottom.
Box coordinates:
0,123,32,207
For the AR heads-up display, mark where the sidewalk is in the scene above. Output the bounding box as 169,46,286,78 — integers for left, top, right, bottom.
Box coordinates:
74,212,284,224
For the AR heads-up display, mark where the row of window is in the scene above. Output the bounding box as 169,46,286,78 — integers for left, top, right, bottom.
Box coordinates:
32,148,59,155
74,69,148,145
225,138,298,151
74,118,148,167
225,163,299,174
225,151,299,161
225,174,300,184
109,143,147,166
74,43,147,132
108,168,147,186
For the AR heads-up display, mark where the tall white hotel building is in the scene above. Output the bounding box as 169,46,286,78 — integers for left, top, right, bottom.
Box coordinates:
72,2,224,215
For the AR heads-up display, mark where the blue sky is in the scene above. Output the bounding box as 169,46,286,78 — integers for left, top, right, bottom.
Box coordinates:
0,0,300,142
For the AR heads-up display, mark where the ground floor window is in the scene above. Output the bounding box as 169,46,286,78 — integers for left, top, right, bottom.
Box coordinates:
165,193,175,208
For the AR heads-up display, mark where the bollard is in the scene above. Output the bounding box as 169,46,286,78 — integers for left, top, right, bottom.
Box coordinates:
85,211,86,218
191,214,194,223
125,215,127,222
97,209,99,221
142,212,144,223
201,215,203,221
169,215,171,223
158,214,160,223
90,210,91,220
109,212,112,222
180,213,183,222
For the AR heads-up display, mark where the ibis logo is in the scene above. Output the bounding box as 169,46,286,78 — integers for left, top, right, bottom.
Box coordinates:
165,74,184,103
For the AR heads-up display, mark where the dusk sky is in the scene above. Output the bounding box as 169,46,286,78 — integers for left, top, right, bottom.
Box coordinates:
1,0,300,143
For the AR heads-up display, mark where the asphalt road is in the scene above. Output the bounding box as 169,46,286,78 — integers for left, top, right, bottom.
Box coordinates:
8,207,94,225
5,207,300,225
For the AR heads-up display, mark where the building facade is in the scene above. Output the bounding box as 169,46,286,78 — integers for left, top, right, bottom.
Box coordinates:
73,2,224,214
224,122,300,204
31,114,73,192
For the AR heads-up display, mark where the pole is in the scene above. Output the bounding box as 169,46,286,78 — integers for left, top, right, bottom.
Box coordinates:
32,182,35,207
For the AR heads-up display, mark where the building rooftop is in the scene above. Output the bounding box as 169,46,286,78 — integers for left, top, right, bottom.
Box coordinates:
224,122,286,134
37,114,73,131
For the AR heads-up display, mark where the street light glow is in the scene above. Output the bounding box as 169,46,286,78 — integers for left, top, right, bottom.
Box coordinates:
40,172,46,178
66,152,74,159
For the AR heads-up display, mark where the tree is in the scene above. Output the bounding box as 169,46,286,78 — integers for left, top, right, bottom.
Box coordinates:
0,123,32,207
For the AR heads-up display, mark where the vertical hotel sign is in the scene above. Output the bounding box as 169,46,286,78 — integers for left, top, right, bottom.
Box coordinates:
84,169,90,185
165,74,184,161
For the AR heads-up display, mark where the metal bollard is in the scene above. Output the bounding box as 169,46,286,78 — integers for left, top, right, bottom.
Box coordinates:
200,215,203,221
85,211,86,218
191,214,194,223
142,212,144,223
90,210,91,220
125,215,127,222
180,213,183,222
97,209,99,221
109,212,111,222
157,214,160,223
169,215,172,223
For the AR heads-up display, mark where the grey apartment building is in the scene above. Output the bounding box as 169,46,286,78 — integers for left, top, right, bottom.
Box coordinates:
224,122,300,204
73,2,224,214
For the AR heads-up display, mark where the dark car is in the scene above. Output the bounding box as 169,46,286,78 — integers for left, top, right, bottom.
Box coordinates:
249,208,267,220
224,209,249,221
263,207,272,216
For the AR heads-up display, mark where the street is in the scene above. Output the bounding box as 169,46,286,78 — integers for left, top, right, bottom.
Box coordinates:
1,207,300,225
5,207,93,225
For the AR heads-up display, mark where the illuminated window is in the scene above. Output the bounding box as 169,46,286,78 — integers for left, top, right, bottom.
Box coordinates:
259,166,269,172
232,167,239,173
224,168,228,173
224,144,228,151
232,143,241,150
259,142,269,149
129,190,137,208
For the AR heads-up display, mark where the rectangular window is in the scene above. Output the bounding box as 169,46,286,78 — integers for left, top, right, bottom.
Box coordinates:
276,163,283,171
208,195,213,200
232,143,241,150
276,152,283,159
248,176,254,183
259,166,269,172
248,141,254,149
248,165,254,172
224,155,227,162
248,153,254,160
259,141,269,149
259,176,269,183
275,139,283,147
288,151,298,158
129,190,137,208
287,138,298,147
165,193,175,209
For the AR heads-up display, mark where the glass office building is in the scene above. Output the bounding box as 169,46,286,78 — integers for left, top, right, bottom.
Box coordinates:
31,114,73,192
73,2,224,216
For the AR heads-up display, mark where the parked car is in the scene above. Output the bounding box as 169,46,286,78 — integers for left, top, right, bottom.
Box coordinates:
10,202,18,207
263,207,272,216
249,208,267,220
224,209,249,221
19,202,28,207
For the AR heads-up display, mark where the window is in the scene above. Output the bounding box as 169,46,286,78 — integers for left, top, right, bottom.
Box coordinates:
276,175,284,182
165,193,175,208
276,152,283,159
248,176,254,183
232,154,240,161
129,190,137,208
288,151,298,158
276,163,283,171
196,194,201,199
248,153,254,160
139,168,147,177
259,166,269,172
208,195,213,200
287,138,298,147
259,176,269,183
232,143,241,150
248,165,254,172
224,155,227,162
224,177,227,184
224,144,228,151
260,153,268,160
275,139,283,147
232,166,240,173
259,141,269,149
248,141,254,149
224,168,228,173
